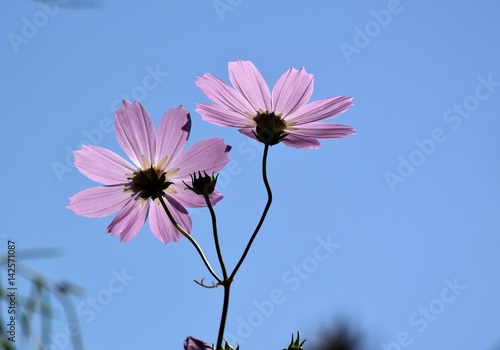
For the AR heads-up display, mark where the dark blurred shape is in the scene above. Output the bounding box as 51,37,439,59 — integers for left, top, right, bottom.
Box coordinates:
0,249,84,350
30,0,103,10
311,323,361,350
490,340,500,350
0,247,61,264
56,280,85,296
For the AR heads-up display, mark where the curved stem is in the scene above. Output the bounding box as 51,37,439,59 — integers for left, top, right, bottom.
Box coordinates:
230,143,272,280
204,193,231,350
158,196,221,283
204,194,228,281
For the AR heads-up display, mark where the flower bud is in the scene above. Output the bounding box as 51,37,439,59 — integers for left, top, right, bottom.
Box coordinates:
184,171,219,196
221,340,239,350
284,332,306,350
184,336,212,350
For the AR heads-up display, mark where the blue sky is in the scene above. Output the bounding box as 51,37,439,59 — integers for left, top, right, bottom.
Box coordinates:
1,1,500,349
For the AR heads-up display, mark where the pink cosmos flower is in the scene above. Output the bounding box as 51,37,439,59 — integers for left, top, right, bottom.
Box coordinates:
67,100,231,243
184,336,212,350
195,59,355,149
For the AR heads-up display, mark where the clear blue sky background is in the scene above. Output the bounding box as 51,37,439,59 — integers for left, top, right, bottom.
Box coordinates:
1,1,499,349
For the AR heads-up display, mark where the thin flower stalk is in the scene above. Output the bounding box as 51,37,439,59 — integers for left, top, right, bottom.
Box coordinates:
158,196,221,284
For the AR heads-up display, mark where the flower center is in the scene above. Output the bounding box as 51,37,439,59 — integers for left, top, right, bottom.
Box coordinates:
253,112,288,146
126,166,172,200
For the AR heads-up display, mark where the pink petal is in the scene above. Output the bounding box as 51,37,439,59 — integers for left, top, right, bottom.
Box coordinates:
184,336,212,350
172,183,224,208
67,185,131,217
115,100,156,169
196,103,253,127
238,127,260,142
74,145,135,185
287,122,356,139
168,138,231,180
281,133,321,150
228,59,272,113
149,196,192,244
272,67,314,117
286,96,353,124
195,73,255,115
156,106,191,168
106,198,149,242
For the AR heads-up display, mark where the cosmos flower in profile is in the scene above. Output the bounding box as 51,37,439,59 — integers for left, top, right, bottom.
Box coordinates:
67,100,231,243
184,336,212,350
195,59,355,149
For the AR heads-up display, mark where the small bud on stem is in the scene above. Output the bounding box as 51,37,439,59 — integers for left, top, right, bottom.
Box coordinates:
184,171,219,196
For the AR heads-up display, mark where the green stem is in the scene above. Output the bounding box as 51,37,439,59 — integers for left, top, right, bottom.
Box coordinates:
158,196,221,283
230,143,272,280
